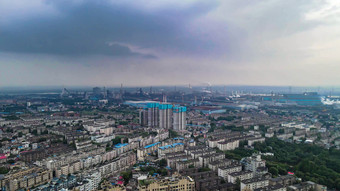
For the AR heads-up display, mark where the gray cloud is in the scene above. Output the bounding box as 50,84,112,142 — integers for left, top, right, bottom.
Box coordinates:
1,0,340,87
0,0,217,58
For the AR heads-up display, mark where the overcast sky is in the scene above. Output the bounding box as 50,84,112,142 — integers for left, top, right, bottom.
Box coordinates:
1,0,340,87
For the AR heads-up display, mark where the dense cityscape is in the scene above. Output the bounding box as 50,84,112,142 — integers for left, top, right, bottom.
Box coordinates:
0,86,339,191
2,0,340,190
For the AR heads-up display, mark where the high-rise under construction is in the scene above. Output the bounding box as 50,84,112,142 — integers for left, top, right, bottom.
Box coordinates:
172,106,187,131
159,104,173,129
139,103,186,130
139,102,160,128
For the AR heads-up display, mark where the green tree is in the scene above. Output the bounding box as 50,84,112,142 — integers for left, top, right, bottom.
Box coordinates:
120,171,132,185
235,178,240,190
269,167,279,176
278,129,284,134
7,160,15,164
158,159,167,167
0,167,9,174
169,130,179,138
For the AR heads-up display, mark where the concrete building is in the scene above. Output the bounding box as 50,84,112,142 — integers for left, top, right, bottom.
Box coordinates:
269,175,296,187
248,137,265,146
91,134,115,143
217,139,240,151
138,175,195,191
241,154,266,176
218,163,242,180
254,184,287,191
139,103,160,128
199,153,225,167
173,106,187,131
228,170,253,183
166,152,192,169
139,103,187,131
208,159,234,172
179,168,236,191
138,138,184,160
99,127,114,135
287,181,327,191
98,151,136,178
159,104,173,129
20,149,46,162
176,158,200,171
158,143,184,158
137,142,161,160
241,177,270,191
99,180,127,191
0,167,53,191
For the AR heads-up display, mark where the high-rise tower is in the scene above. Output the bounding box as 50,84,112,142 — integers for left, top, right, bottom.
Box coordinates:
159,104,172,129
139,102,160,128
173,106,187,131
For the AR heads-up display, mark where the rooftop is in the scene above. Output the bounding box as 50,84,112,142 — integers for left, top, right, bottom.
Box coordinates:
159,143,184,150
144,142,161,149
114,143,129,148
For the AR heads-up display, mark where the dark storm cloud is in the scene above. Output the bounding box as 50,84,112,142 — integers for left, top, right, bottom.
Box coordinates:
0,0,217,57
3,0,340,87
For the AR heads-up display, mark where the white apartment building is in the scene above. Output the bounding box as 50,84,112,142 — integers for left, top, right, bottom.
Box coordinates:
218,163,242,179
217,139,239,151
228,170,253,183
241,177,269,191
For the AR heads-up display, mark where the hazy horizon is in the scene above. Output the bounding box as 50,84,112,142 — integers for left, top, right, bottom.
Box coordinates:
2,85,340,96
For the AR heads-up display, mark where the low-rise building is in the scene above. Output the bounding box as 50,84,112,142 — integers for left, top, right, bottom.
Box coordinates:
254,184,286,191
228,170,253,184
138,175,195,191
241,154,266,176
241,177,270,191
208,159,233,172
199,153,225,167
270,175,296,187
287,181,327,191
176,158,200,171
217,139,239,151
158,143,184,158
218,163,242,180
0,167,53,191
248,137,265,146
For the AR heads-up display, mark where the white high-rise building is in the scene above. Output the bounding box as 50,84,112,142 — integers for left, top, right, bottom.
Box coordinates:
139,103,187,131
159,104,173,129
139,103,160,128
173,106,187,131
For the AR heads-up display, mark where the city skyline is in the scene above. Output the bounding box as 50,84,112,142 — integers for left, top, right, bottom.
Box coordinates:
1,0,340,86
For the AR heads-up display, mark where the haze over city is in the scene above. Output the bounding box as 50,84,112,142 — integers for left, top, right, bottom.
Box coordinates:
2,1,340,190
1,0,340,87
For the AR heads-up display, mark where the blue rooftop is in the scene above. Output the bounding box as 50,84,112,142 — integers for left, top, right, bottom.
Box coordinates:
159,104,173,110
159,143,184,150
173,106,187,113
144,142,161,149
173,137,184,140
114,143,129,148
147,102,160,108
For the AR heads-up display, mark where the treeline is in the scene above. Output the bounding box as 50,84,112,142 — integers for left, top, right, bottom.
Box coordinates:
253,138,340,189
224,137,340,189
